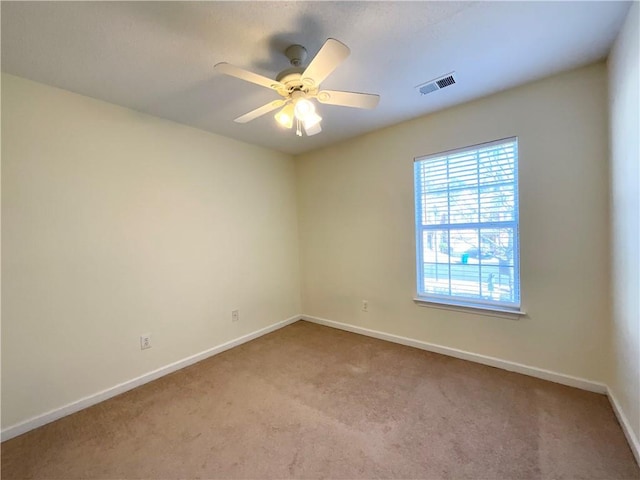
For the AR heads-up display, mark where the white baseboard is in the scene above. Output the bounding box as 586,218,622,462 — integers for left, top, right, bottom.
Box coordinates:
1,314,302,442
5,313,637,469
301,315,608,394
608,386,640,466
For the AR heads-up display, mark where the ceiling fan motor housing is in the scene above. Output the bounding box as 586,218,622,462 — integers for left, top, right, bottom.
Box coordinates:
275,68,318,96
276,44,313,94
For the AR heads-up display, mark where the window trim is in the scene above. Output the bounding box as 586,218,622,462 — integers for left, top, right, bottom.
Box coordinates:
414,137,522,313
413,297,526,319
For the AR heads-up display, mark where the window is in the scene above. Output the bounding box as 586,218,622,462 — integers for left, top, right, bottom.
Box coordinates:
414,137,521,313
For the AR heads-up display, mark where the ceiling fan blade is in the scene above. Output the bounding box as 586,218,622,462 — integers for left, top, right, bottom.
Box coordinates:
234,99,286,124
316,90,380,109
215,62,285,91
301,38,350,88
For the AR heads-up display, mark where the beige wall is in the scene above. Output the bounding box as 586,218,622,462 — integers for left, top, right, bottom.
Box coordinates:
608,2,640,445
1,74,301,429
296,63,611,382
1,57,626,437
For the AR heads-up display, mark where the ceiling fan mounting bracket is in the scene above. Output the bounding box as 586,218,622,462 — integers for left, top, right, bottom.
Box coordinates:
284,44,308,67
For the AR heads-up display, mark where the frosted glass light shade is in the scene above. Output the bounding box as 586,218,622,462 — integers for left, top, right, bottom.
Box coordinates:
304,119,322,136
294,98,315,120
303,112,322,129
274,104,295,129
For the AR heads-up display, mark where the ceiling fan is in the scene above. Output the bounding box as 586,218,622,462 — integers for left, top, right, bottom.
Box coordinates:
214,38,380,137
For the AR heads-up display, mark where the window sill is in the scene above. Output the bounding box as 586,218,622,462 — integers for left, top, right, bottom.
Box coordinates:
413,297,526,320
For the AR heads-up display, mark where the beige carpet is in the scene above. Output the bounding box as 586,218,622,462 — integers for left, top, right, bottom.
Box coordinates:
2,320,638,479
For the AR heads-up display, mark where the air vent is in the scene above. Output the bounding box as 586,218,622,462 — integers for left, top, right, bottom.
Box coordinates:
416,72,456,96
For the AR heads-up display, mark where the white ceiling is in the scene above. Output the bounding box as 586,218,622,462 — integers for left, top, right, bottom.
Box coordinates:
1,1,631,155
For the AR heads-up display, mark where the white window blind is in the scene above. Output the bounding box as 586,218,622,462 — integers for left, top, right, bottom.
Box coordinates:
414,137,520,311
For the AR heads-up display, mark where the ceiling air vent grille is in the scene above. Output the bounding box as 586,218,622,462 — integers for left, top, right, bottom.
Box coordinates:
416,72,456,96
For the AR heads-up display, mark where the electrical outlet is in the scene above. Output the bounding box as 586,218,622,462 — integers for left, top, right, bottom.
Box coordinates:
140,334,152,350
232,310,239,322
362,300,368,312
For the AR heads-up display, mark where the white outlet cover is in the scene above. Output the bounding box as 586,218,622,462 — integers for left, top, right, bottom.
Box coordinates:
140,334,152,350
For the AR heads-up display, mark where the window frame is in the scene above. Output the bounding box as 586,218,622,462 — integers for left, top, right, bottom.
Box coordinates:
413,137,525,317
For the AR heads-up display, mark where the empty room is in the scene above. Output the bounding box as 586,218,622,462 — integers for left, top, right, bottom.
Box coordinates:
1,1,639,479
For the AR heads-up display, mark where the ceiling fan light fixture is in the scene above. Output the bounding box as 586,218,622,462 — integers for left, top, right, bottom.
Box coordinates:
274,103,295,129
303,112,322,129
294,98,315,121
216,38,379,139
303,119,322,136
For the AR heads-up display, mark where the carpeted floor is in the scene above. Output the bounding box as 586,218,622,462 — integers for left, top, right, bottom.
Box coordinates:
2,320,638,479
